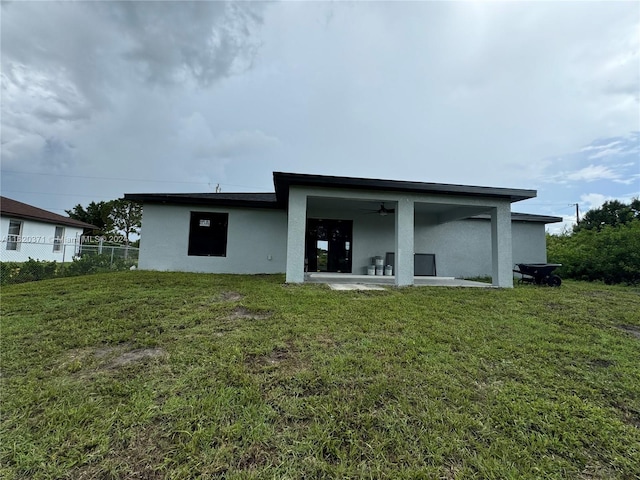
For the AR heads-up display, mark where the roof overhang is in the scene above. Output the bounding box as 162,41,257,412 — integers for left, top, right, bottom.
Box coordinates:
125,172,540,215
124,193,281,210
273,172,536,205
1,196,98,230
471,212,564,224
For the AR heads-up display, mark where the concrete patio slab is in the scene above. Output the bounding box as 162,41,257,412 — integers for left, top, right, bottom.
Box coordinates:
306,272,491,288
328,283,387,291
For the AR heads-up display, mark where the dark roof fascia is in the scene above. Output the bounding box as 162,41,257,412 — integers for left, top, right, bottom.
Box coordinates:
273,172,536,204
124,193,282,210
470,212,564,224
511,213,564,223
0,197,98,229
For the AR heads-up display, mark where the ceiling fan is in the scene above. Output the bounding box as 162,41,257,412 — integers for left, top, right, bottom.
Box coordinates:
367,203,395,216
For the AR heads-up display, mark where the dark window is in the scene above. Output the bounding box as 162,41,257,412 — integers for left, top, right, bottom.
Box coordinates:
188,212,228,256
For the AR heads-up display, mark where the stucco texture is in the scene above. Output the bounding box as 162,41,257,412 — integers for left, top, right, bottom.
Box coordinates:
138,204,287,274
138,202,547,279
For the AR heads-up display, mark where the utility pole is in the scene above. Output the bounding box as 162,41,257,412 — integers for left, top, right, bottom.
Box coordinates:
573,203,580,224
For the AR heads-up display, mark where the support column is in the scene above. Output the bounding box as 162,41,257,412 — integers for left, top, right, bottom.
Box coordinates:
285,188,307,283
491,202,513,288
395,197,415,287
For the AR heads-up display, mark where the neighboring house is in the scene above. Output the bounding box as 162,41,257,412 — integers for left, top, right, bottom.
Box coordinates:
0,197,97,263
125,172,562,288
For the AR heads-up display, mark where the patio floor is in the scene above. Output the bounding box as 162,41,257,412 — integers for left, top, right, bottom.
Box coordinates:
305,272,492,288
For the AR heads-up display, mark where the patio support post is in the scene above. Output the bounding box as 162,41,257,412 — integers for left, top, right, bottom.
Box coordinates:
491,202,513,288
285,188,307,283
395,197,415,286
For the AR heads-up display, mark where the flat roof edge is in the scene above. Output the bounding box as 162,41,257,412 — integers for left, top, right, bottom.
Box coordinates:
471,212,564,223
124,193,282,209
273,171,536,202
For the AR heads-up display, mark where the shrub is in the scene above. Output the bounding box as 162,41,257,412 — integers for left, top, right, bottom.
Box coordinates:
63,254,136,277
0,258,59,285
547,219,640,285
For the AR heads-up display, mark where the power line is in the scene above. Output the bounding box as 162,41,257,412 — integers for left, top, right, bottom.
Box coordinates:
2,189,114,199
1,169,271,191
2,169,210,185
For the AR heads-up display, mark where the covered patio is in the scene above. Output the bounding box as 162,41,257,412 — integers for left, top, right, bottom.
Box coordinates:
277,172,535,288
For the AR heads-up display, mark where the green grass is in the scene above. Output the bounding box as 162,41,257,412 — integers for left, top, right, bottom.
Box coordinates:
1,272,639,479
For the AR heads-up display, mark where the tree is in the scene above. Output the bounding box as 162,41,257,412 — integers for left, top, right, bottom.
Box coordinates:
574,199,640,233
548,220,640,285
109,199,143,247
548,198,640,284
66,201,113,235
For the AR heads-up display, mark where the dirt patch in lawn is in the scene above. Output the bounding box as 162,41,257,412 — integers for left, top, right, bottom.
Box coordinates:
72,423,168,479
219,291,244,302
246,347,292,368
61,344,167,374
612,401,640,428
227,306,271,321
315,334,341,349
245,342,304,375
617,325,640,340
105,347,167,368
588,358,615,368
236,443,279,470
579,462,618,480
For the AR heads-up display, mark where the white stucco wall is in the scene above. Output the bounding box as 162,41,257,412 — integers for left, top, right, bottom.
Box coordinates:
138,203,288,273
138,201,548,278
0,216,84,262
512,221,548,265
415,219,545,278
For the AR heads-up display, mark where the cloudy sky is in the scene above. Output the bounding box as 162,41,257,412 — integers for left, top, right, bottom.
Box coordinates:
2,1,638,233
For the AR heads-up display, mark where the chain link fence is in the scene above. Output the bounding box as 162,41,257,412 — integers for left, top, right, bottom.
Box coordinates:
1,240,138,264
1,239,139,285
74,243,139,263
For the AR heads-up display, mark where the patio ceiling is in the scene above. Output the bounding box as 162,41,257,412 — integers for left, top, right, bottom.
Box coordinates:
305,196,492,225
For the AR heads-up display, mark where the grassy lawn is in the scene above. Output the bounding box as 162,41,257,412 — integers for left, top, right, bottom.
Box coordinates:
1,272,639,479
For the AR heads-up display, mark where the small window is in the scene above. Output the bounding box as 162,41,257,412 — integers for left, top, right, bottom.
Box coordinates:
6,220,22,251
188,212,228,257
53,226,65,252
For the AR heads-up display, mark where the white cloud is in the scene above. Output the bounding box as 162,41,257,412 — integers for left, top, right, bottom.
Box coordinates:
613,173,640,186
175,113,280,161
546,215,576,235
567,164,621,182
580,193,612,211
580,140,622,152
588,146,626,160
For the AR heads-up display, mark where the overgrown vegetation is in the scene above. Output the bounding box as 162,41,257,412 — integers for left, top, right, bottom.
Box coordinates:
548,220,640,285
547,199,640,285
2,272,639,479
0,255,136,286
66,198,142,246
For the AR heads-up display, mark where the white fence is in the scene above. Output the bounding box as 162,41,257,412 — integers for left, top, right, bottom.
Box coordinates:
0,239,139,266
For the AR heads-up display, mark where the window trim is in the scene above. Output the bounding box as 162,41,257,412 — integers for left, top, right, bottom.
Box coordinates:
53,226,65,252
6,220,22,251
